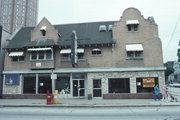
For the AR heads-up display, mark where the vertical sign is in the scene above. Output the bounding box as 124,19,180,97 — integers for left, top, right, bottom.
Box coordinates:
71,30,78,67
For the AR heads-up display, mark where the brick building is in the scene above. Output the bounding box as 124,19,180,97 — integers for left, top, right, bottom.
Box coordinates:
2,8,165,99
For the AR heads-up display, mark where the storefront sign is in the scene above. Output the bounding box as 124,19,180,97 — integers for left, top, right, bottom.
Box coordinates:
143,78,155,87
5,74,20,85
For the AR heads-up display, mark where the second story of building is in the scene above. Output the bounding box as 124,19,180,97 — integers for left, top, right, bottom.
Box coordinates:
3,7,164,71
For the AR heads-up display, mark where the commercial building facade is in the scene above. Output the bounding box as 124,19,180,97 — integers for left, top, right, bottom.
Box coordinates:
0,0,38,34
2,8,165,99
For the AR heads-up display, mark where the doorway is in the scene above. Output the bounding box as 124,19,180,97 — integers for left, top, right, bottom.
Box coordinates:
73,80,85,97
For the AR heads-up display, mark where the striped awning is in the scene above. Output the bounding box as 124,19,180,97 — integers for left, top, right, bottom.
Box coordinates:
126,44,143,51
27,48,52,51
60,48,84,54
9,51,24,56
126,20,139,25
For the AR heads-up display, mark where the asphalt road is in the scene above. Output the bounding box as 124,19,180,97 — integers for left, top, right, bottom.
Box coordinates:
0,106,180,120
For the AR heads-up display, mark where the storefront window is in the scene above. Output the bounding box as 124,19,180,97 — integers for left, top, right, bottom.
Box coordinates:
109,78,130,93
38,74,52,94
56,74,70,94
23,74,36,94
136,77,158,93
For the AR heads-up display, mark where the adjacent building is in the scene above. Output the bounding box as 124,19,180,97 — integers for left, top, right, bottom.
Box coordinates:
0,0,38,34
2,8,166,99
0,26,11,98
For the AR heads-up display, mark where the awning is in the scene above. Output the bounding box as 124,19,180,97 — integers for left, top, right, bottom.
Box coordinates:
126,20,139,25
9,51,24,56
126,44,143,51
60,48,84,54
40,26,47,31
92,48,101,51
27,48,52,51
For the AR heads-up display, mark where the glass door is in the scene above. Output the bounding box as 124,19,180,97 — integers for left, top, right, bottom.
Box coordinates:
73,80,85,97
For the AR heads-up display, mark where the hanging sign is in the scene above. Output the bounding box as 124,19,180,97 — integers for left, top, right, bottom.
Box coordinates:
143,78,155,88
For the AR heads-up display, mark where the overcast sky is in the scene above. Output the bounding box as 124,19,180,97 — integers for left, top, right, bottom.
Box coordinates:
38,0,180,62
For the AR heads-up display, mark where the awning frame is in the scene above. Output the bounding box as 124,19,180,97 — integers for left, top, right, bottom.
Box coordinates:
60,48,84,54
126,20,139,25
27,47,52,51
126,44,143,51
9,51,24,57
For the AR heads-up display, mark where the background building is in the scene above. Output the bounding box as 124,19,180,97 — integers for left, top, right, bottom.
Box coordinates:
0,0,38,34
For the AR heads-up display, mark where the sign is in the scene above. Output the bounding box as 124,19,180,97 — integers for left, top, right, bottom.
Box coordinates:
5,74,20,85
143,78,155,88
51,74,57,79
71,30,78,67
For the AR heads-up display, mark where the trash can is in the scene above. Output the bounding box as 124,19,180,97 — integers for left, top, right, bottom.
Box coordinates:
53,90,59,104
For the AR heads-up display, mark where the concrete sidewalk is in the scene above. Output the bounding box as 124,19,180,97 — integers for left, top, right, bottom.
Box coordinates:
0,98,180,107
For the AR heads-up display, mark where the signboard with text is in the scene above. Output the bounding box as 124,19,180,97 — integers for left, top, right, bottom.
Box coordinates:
143,78,155,88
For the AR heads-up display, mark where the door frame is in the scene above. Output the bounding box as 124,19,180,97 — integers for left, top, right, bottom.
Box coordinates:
72,79,85,98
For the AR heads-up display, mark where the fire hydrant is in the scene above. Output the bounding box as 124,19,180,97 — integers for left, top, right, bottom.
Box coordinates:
46,90,52,104
53,90,59,104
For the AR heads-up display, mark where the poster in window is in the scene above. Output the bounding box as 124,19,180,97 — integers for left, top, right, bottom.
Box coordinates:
5,74,20,85
143,78,155,88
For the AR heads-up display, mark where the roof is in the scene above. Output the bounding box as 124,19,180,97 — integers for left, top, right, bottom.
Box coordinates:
25,38,56,47
4,21,116,49
56,21,116,47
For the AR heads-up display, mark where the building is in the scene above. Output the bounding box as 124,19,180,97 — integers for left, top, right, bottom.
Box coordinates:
0,0,38,34
2,8,166,99
0,26,11,98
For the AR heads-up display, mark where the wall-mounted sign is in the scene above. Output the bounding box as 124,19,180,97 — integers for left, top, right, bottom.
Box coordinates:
143,78,155,88
5,74,20,85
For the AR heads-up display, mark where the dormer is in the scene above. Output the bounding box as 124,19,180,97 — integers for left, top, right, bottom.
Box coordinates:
31,17,59,43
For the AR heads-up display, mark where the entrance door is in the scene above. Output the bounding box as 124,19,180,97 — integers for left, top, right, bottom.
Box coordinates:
73,80,85,97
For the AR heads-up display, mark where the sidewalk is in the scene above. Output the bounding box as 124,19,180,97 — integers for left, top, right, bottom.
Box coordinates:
0,98,180,107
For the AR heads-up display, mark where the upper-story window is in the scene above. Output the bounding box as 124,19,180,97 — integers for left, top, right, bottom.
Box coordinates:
60,48,85,61
28,48,53,61
40,26,47,36
9,51,25,62
126,20,139,31
92,48,102,55
126,44,143,59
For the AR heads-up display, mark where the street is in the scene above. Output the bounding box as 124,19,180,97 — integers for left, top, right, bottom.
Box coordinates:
0,106,180,120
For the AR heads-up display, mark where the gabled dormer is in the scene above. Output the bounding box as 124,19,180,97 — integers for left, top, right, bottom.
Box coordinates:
31,17,59,43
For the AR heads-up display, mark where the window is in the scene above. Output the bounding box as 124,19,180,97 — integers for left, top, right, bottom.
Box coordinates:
60,48,85,61
30,51,52,60
127,51,143,58
92,48,102,55
38,74,52,94
136,77,158,93
55,74,70,94
31,51,37,60
109,78,130,93
38,51,44,59
126,20,139,31
99,25,107,32
23,74,36,94
93,79,102,97
77,53,84,60
11,56,25,62
126,44,143,59
61,54,71,61
127,24,138,31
